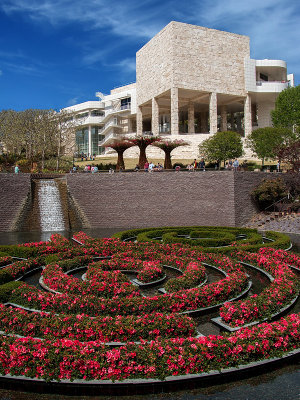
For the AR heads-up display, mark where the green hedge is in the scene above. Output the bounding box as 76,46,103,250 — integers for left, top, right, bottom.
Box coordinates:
0,245,39,258
113,226,291,253
0,281,24,303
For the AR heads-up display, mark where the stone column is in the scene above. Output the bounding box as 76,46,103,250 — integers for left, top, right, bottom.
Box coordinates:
171,87,179,135
220,106,227,131
127,118,132,133
236,114,242,132
151,97,159,136
209,92,217,134
230,113,235,130
88,125,92,156
188,102,195,134
200,112,208,133
137,106,143,136
244,94,252,137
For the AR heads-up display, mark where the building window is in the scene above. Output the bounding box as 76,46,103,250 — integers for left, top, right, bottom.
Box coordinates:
260,73,268,81
76,128,89,156
121,97,131,110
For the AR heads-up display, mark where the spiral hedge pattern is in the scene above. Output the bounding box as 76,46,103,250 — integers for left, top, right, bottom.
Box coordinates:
0,228,298,385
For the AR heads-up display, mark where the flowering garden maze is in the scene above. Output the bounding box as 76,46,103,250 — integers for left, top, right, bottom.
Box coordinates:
0,227,298,395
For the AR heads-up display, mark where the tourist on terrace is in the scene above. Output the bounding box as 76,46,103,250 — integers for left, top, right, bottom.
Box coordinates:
199,159,205,171
233,159,239,171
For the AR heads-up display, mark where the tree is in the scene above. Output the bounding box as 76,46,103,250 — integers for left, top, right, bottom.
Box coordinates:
0,108,77,171
271,85,300,132
275,140,300,172
128,136,160,168
104,138,134,171
246,127,295,167
199,131,243,168
153,139,189,169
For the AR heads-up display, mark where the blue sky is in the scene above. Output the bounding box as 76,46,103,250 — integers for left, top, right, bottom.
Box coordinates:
0,0,299,111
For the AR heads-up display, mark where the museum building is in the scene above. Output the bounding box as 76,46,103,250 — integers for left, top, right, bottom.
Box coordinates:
63,21,294,159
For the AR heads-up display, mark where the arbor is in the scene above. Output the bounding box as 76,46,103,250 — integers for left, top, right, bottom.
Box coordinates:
199,131,243,168
246,127,294,166
128,136,160,168
104,138,134,171
271,85,300,131
153,139,189,169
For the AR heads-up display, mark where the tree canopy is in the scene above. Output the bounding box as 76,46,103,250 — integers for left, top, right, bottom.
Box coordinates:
199,131,243,168
153,139,188,169
245,127,295,166
0,108,77,171
271,85,300,131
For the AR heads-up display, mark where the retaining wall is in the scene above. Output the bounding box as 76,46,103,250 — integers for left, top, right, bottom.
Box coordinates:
66,171,264,229
0,174,32,231
0,171,275,231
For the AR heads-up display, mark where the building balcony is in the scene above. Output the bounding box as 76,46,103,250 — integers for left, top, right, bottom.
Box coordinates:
75,115,105,126
255,81,289,93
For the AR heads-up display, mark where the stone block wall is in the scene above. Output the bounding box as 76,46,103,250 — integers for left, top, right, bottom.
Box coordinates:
66,172,236,229
0,174,31,231
136,21,250,106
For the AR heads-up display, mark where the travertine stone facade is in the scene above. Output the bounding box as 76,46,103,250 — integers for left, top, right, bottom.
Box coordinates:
171,87,179,135
244,94,252,136
151,97,159,135
136,21,249,107
209,92,218,134
220,106,227,131
188,102,195,134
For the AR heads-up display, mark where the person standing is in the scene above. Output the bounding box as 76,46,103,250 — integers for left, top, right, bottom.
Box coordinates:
14,165,19,174
233,159,239,171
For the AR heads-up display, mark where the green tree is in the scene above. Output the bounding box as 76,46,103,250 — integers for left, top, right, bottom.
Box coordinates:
246,127,294,167
271,85,300,132
199,131,243,168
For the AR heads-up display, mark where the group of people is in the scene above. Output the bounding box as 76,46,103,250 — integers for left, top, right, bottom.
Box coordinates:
187,159,206,171
80,153,96,162
142,162,164,172
225,159,239,171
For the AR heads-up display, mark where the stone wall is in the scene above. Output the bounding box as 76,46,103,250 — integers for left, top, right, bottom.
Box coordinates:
66,172,239,229
136,21,250,106
0,174,31,231
0,172,278,232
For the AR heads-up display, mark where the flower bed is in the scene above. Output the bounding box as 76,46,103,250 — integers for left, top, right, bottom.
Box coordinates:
219,251,299,327
0,314,298,382
0,304,196,342
0,232,298,386
137,262,163,283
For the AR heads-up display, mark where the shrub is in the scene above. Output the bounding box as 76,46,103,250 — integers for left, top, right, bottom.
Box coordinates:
251,178,287,210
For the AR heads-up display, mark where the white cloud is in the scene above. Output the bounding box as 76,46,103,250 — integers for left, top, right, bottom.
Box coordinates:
0,0,165,39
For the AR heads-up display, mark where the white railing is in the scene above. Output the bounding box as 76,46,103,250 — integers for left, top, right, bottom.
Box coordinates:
98,131,118,146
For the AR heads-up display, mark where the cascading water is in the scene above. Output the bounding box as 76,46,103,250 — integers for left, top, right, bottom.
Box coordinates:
37,180,65,231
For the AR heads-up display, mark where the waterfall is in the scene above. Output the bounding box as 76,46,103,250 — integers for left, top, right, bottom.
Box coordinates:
37,180,65,231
